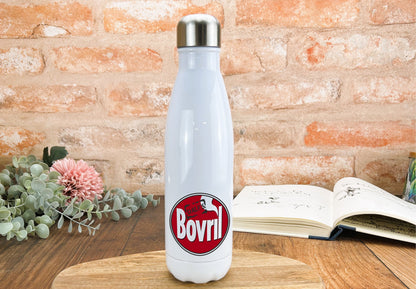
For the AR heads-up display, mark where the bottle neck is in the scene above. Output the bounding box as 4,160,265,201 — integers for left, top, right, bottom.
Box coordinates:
178,47,220,71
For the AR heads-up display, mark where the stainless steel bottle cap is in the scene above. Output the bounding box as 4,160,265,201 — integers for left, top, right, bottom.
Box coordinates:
177,14,220,48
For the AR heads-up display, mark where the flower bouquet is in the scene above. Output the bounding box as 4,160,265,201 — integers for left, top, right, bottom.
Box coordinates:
0,147,159,241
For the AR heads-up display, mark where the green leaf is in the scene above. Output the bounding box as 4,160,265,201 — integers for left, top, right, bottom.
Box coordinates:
22,209,35,223
31,179,46,192
57,215,64,229
25,195,37,211
27,155,37,164
12,156,18,168
0,222,13,235
28,219,35,228
126,197,135,206
79,199,92,211
113,196,122,211
39,173,48,182
0,207,11,219
48,171,61,181
63,204,74,215
13,216,24,229
132,190,142,202
50,201,60,208
16,230,27,240
7,185,25,198
35,215,53,226
140,198,148,209
0,173,11,187
35,224,49,239
18,156,28,167
24,179,32,190
40,188,54,200
73,211,84,219
12,220,20,230
18,174,32,188
78,224,82,233
103,190,111,202
111,211,120,221
42,146,68,167
6,231,14,240
26,224,34,233
120,208,132,218
30,164,44,177
68,221,73,233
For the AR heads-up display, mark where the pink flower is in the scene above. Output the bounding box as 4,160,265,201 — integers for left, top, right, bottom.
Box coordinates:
51,158,103,202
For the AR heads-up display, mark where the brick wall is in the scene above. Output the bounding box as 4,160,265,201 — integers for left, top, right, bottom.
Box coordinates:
0,0,415,195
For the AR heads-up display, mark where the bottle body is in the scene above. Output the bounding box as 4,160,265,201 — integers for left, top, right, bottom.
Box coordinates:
164,47,233,283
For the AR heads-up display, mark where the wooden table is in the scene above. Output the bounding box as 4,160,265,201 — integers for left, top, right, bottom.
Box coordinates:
1,197,415,289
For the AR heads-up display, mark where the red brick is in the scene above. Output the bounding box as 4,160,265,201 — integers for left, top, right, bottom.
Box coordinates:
236,0,359,27
369,0,416,24
32,24,70,38
104,0,224,34
240,156,354,189
0,2,92,38
53,47,162,73
234,121,296,154
125,158,164,185
352,77,416,103
59,124,164,155
59,127,124,152
122,123,164,154
229,79,340,109
305,121,416,147
83,160,111,185
357,158,408,195
0,127,45,156
0,48,44,75
0,85,97,112
221,38,286,75
297,34,416,69
120,157,164,193
107,84,172,117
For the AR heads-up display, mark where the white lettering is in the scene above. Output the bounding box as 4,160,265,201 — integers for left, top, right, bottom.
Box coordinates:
175,206,226,243
196,220,207,242
186,220,196,241
176,208,186,239
213,218,218,240
218,206,222,239
206,219,213,241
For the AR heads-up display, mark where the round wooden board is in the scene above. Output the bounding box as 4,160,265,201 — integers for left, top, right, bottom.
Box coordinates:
52,250,324,288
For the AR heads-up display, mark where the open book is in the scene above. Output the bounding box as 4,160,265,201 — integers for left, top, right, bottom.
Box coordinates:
233,177,416,243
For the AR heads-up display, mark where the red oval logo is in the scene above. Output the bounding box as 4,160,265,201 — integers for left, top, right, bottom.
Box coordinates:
169,193,230,256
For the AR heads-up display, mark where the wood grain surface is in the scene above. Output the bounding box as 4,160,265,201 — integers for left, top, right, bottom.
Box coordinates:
0,197,414,289
51,250,324,288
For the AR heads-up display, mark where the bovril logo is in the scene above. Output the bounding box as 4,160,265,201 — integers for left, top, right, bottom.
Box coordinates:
169,193,230,256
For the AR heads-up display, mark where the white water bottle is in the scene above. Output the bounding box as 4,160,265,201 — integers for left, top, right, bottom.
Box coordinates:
164,14,233,283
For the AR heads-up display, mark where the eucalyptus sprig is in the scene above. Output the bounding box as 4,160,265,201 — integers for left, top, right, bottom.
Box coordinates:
0,150,159,241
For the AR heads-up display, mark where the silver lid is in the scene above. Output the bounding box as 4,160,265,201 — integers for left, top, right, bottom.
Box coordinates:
177,14,220,48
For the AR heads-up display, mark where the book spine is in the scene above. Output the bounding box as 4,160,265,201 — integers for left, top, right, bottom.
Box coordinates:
309,225,356,241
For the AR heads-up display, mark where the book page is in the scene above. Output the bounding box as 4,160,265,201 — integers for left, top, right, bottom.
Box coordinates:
339,215,416,243
332,177,416,226
233,185,333,227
